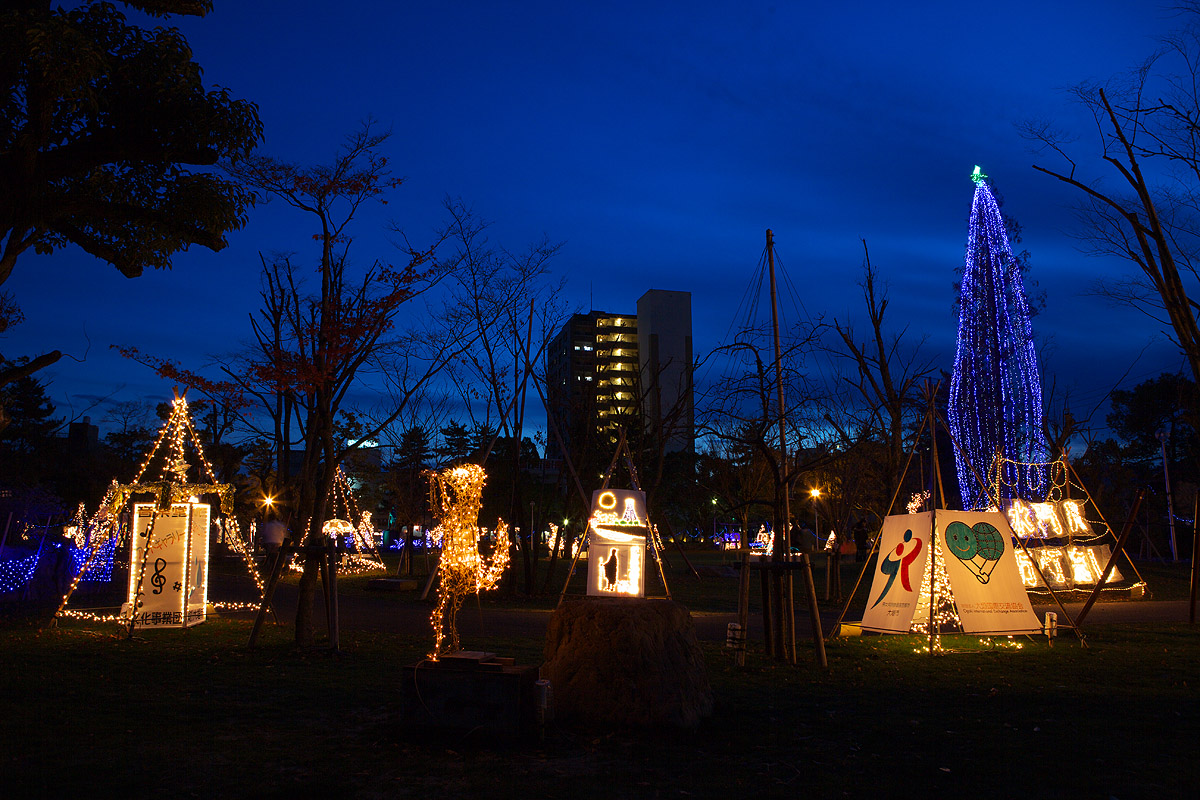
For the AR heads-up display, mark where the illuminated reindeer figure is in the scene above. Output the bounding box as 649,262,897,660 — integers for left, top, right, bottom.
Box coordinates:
427,464,510,659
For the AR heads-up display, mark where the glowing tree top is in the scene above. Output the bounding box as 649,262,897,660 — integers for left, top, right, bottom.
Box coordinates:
948,168,1048,510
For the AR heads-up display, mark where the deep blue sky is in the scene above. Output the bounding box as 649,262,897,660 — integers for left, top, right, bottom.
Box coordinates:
4,1,1190,440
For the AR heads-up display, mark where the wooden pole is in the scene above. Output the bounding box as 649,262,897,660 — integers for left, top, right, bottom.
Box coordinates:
1190,488,1197,624
928,508,936,655
1076,488,1147,627
248,546,289,648
927,388,940,656
765,229,817,665
420,555,440,601
736,549,750,667
127,510,160,639
0,511,12,554
1064,460,1148,588
327,541,340,652
828,411,931,638
759,563,773,655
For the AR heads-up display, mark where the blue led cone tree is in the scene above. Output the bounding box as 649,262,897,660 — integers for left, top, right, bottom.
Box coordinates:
948,168,1048,510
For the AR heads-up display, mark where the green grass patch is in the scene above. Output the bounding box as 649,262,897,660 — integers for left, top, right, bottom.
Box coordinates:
1,616,1196,798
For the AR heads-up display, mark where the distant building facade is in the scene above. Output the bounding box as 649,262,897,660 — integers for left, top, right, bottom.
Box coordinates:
547,289,693,460
637,289,693,454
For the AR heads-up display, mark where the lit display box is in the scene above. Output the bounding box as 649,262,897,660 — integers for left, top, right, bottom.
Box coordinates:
128,502,210,628
586,489,647,598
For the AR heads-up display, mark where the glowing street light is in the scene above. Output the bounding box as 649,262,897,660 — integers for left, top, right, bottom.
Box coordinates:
809,488,822,549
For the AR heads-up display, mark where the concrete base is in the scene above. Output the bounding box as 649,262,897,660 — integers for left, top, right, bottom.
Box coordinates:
400,651,539,733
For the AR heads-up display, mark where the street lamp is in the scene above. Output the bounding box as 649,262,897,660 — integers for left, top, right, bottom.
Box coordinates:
809,488,822,550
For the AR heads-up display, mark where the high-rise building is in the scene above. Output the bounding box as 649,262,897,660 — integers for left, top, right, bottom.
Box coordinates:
637,289,693,454
546,289,693,461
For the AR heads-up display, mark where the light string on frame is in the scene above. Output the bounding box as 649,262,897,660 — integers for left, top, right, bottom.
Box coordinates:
948,168,1049,511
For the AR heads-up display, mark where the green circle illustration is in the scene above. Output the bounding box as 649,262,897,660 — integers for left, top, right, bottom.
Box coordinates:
972,522,1005,561
945,521,977,559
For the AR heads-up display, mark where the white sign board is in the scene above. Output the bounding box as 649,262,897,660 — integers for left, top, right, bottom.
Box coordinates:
128,503,210,628
861,511,1042,635
586,489,647,598
861,512,932,633
937,511,1041,634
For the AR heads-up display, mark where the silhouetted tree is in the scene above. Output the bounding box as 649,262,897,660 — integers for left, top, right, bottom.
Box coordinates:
1023,5,1200,410
0,1,262,391
0,359,60,484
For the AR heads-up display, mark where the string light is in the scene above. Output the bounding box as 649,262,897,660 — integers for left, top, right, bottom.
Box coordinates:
996,468,1145,594
909,530,960,652
948,171,1049,510
906,490,931,515
426,464,509,660
52,393,266,625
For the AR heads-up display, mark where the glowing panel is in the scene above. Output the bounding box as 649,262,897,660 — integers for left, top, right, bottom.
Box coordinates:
1013,549,1040,587
1006,500,1037,538
1033,549,1067,587
1060,500,1090,535
128,503,210,628
586,489,647,598
1031,503,1064,537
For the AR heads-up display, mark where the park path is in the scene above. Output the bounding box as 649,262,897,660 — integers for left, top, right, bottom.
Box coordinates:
211,570,1195,644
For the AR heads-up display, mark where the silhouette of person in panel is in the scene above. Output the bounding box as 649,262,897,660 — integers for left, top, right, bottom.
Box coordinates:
603,547,619,590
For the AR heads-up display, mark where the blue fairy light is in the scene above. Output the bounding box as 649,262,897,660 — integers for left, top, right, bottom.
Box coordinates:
949,172,1049,509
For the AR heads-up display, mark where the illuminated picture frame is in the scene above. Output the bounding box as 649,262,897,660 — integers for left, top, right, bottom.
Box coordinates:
128,502,210,628
586,489,647,598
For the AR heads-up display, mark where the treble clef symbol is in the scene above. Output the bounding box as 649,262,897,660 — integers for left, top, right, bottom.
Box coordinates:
150,558,167,595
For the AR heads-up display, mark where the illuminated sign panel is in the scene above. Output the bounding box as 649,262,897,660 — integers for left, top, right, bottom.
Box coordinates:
128,503,210,628
586,489,647,598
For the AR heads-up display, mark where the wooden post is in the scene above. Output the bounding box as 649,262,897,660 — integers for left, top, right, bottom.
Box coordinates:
1076,489,1146,627
318,545,333,641
248,546,289,648
925,390,938,656
736,549,750,667
420,555,440,602
799,554,826,667
126,510,160,638
759,562,773,655
1189,489,1198,624
0,511,12,554
766,229,789,663
327,540,340,652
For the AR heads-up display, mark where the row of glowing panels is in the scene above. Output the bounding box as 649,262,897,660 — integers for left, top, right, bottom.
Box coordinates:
1013,544,1121,589
1004,499,1091,539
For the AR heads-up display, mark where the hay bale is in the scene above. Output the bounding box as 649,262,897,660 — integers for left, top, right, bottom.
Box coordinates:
541,596,713,728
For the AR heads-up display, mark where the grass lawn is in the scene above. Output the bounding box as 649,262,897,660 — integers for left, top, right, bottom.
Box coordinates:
1,612,1196,799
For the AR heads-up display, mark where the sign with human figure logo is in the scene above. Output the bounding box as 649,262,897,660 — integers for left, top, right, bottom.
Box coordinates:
127,502,210,628
586,489,647,598
861,511,1040,635
861,512,932,633
937,511,1040,634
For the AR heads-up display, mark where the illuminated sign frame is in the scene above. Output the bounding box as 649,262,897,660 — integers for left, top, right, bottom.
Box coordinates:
128,502,210,628
586,489,647,598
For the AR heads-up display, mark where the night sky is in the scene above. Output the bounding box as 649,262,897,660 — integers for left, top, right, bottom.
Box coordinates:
3,1,1190,442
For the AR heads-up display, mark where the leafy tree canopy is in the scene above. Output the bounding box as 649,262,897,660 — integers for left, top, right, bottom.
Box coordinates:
0,1,263,288
1107,373,1199,469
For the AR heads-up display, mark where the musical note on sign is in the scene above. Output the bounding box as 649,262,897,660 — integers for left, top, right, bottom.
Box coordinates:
150,558,167,594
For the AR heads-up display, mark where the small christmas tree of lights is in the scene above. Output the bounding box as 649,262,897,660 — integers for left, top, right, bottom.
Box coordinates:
949,167,1048,510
